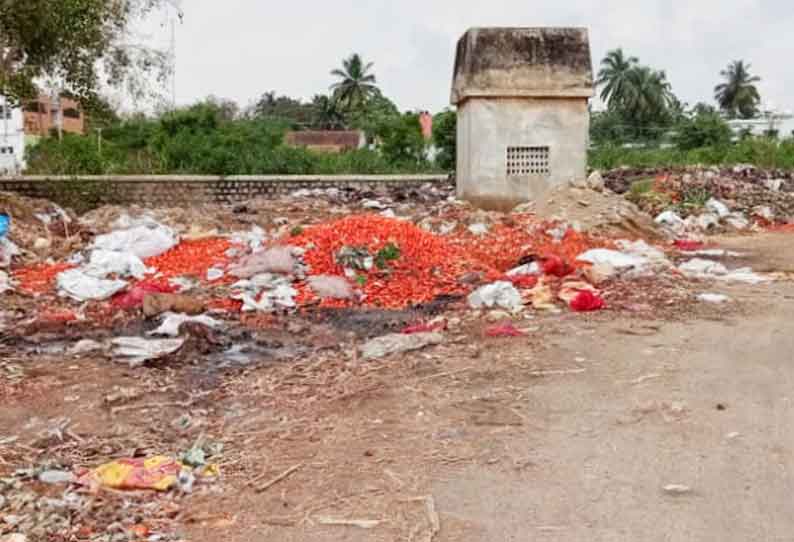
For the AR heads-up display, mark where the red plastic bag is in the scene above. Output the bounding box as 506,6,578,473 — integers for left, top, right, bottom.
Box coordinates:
508,274,539,289
485,322,526,337
570,290,605,312
112,281,176,310
542,255,573,278
674,240,705,251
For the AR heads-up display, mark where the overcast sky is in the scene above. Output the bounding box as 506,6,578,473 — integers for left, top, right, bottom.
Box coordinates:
141,0,792,114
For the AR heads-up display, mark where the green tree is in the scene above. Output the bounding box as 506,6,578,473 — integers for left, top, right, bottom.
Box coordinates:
620,66,675,138
253,92,315,127
596,49,639,109
715,60,761,119
432,109,456,171
345,90,400,140
674,109,733,150
310,94,345,130
376,112,427,166
330,54,378,110
0,0,168,104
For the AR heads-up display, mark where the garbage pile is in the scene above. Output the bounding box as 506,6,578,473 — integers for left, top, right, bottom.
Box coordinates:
603,166,794,235
0,178,784,359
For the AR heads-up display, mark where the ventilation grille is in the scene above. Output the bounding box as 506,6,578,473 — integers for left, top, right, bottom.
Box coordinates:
506,146,550,176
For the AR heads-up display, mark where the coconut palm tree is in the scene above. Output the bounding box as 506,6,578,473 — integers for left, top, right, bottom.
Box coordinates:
596,49,639,109
621,67,675,137
330,53,378,110
311,94,345,130
714,60,761,119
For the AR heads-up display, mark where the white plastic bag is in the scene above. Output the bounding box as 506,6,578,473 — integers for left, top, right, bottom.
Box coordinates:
83,249,149,279
92,224,178,259
467,282,523,312
56,269,127,301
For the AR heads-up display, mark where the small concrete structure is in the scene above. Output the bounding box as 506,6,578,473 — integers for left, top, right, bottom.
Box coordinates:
451,27,594,209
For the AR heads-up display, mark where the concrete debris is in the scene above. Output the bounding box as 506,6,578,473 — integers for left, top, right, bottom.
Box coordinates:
467,282,524,313
361,332,444,360
586,170,605,192
764,179,784,192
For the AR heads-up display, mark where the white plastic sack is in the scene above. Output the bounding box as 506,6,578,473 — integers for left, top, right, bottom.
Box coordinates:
56,269,127,301
0,238,21,268
234,284,298,312
706,198,730,218
467,281,523,312
149,312,223,337
230,246,301,278
307,275,354,300
83,249,149,279
361,332,444,360
577,249,649,270
230,225,266,251
112,337,185,367
92,224,178,259
507,262,541,276
678,259,771,284
697,293,731,304
0,270,12,294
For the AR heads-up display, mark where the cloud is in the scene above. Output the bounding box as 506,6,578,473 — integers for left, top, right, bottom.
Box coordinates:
142,0,791,114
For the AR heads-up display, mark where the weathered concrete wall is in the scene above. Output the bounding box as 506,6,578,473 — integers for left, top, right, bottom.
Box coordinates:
0,174,449,209
456,97,589,210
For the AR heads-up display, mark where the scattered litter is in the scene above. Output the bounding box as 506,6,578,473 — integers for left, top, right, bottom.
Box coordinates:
230,246,303,278
38,470,75,485
149,313,223,337
206,267,224,281
507,262,541,276
577,249,648,271
663,484,693,495
528,281,557,311
679,259,771,284
468,282,523,313
706,198,730,218
56,269,127,301
697,293,731,304
91,223,178,259
673,240,705,251
112,337,185,367
315,517,381,529
485,322,526,337
542,255,573,278
78,456,183,491
69,339,104,355
307,275,354,300
467,223,489,236
143,293,205,317
82,249,149,279
0,270,12,293
402,321,446,334
569,290,606,312
361,332,444,360
112,281,176,310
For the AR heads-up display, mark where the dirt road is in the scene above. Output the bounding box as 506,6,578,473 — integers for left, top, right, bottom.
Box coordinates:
2,234,794,542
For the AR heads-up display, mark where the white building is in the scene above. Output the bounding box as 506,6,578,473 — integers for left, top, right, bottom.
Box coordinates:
726,109,794,140
0,95,25,174
451,27,593,210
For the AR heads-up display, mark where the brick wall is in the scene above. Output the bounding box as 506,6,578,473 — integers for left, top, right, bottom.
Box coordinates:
0,175,450,209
